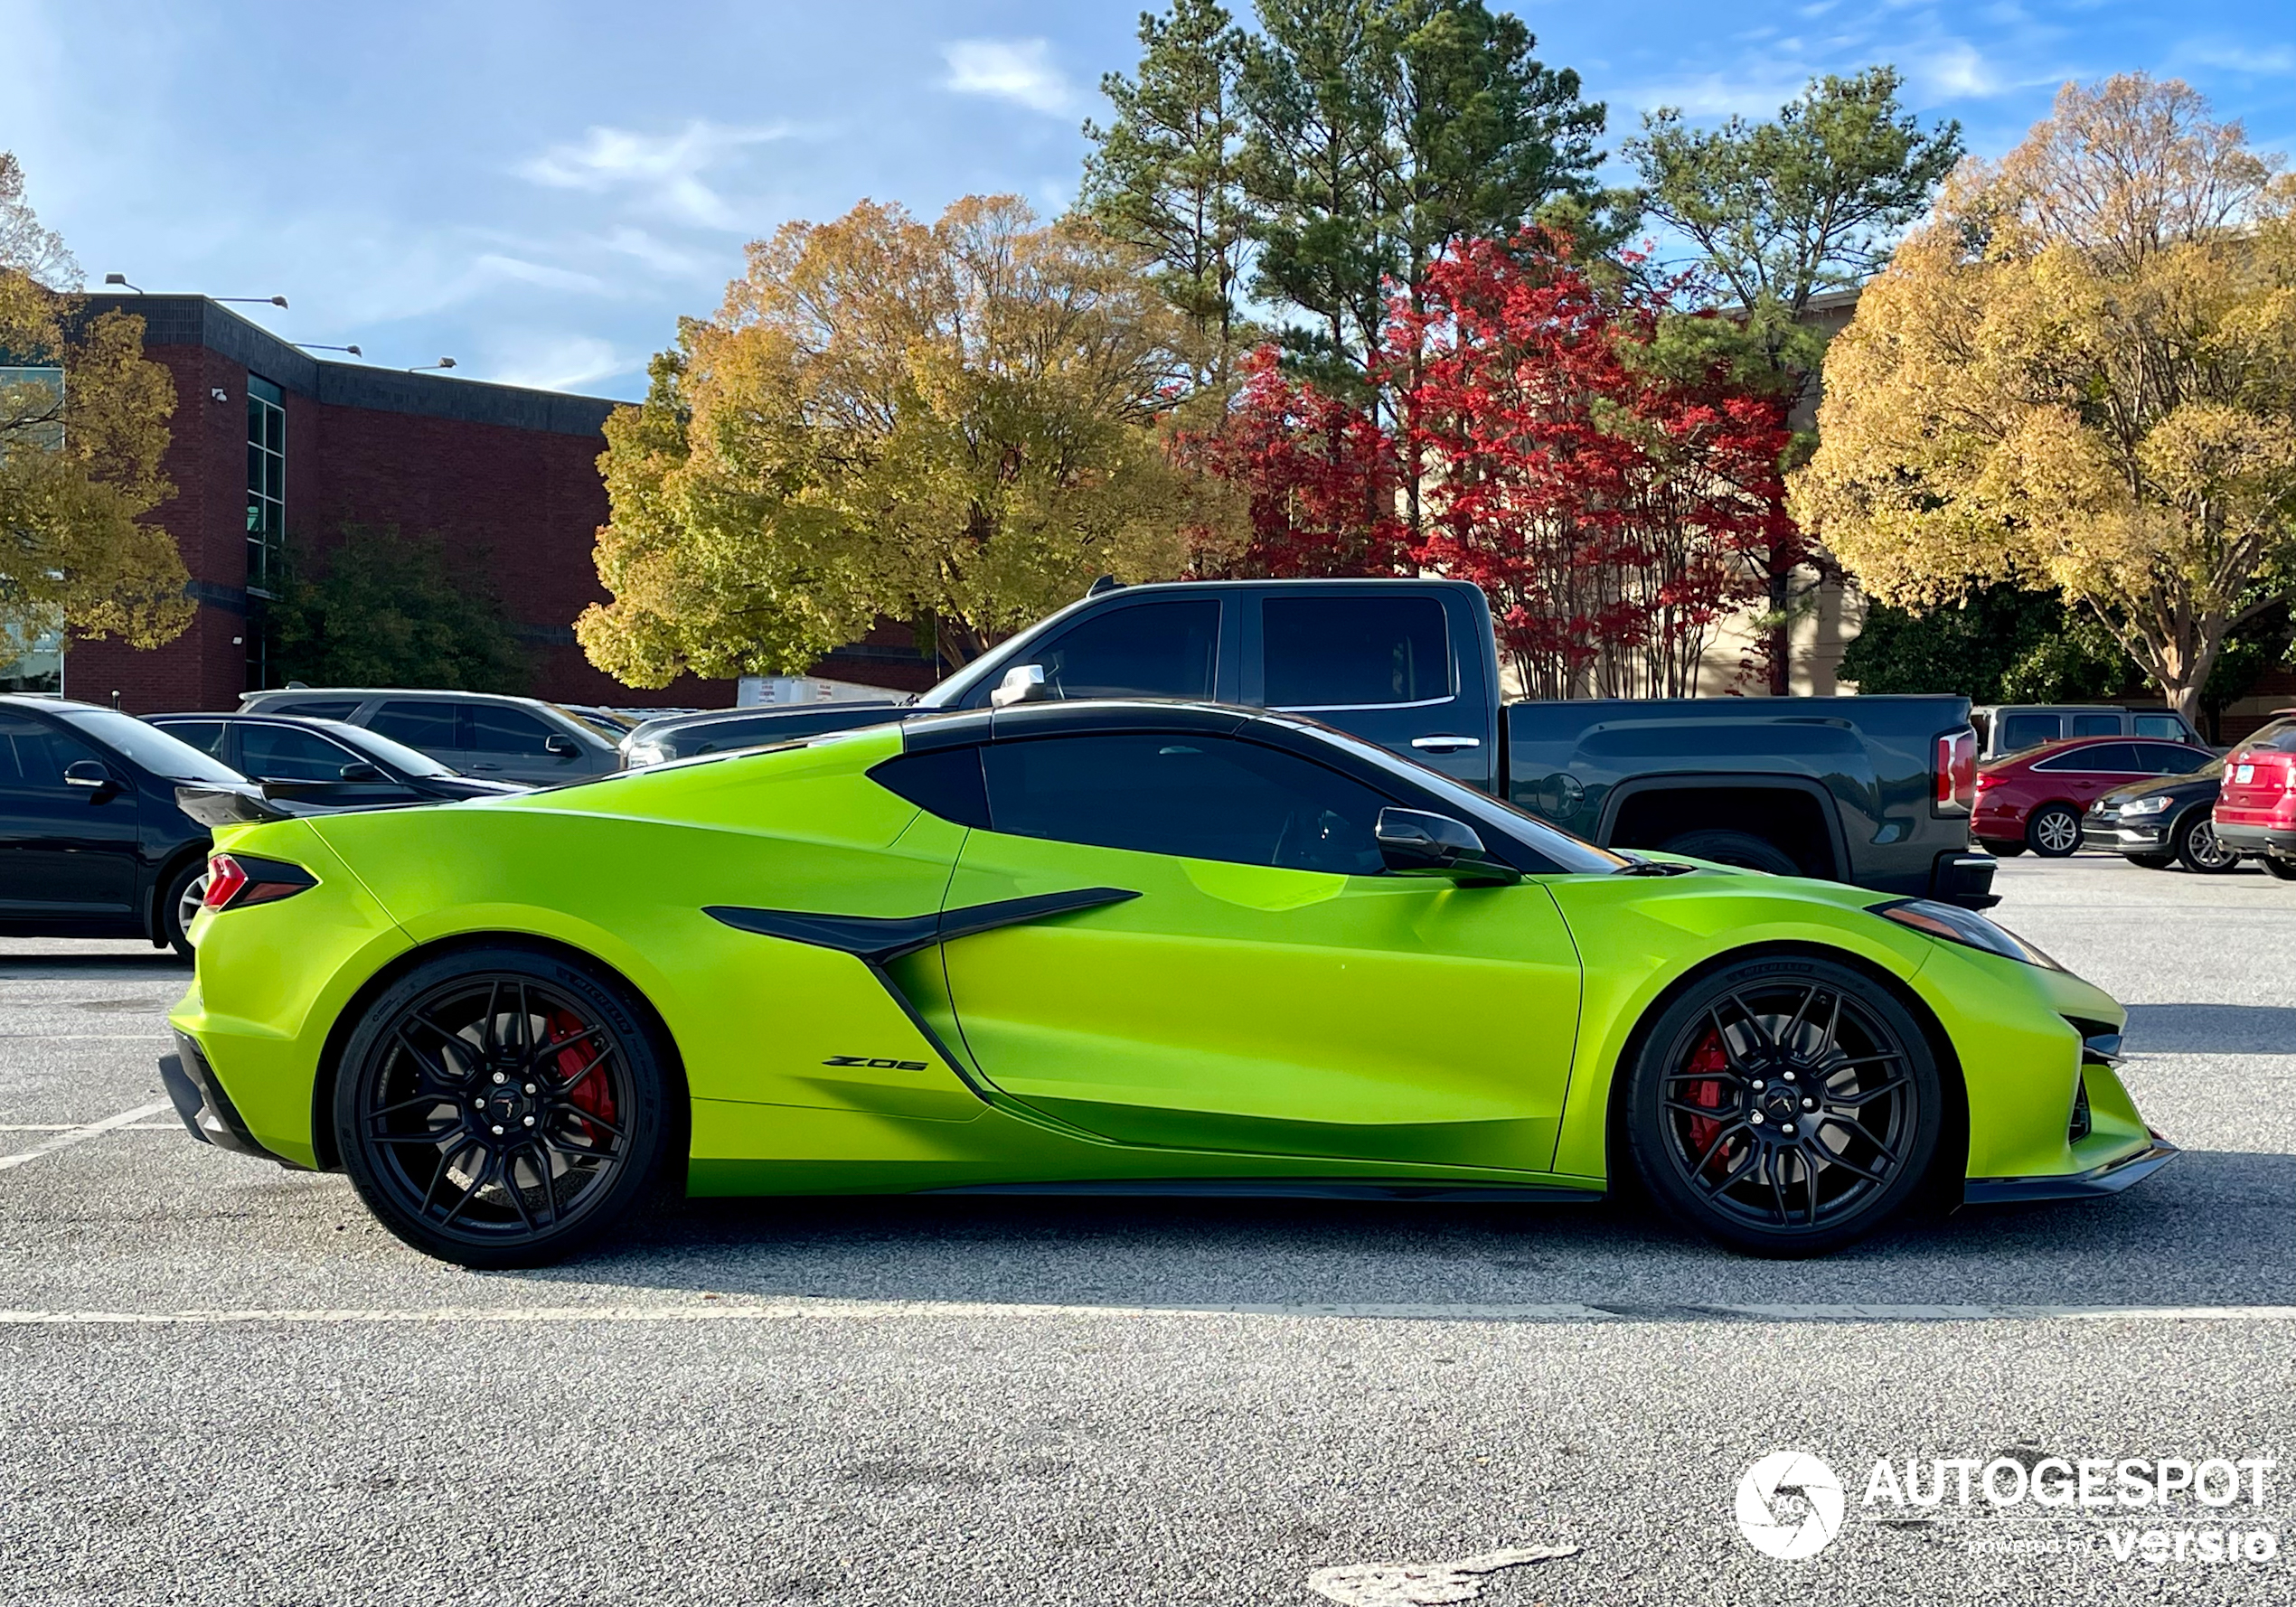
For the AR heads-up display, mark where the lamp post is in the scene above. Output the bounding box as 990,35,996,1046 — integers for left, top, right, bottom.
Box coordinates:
294,343,362,357
405,358,457,373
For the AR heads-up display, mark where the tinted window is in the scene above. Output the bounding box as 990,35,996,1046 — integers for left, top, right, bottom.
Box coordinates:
2035,743,2138,773
50,709,242,784
983,734,1388,874
240,724,361,782
0,715,95,789
1264,596,1450,708
1999,713,2061,752
470,705,559,756
2132,714,2187,740
372,700,462,750
2069,713,2121,737
2246,719,2296,753
2137,742,2213,775
280,700,361,721
870,747,991,828
158,720,228,758
1031,601,1218,700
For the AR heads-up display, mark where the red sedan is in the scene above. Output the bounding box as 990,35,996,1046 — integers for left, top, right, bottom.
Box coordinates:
1974,734,2217,858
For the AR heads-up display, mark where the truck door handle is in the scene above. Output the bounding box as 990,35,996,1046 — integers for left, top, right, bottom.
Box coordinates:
1411,735,1482,753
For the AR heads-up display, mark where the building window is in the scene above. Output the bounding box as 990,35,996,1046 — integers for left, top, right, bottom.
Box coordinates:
246,375,285,593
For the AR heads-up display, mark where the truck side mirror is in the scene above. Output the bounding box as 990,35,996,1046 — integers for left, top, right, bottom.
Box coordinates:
1374,807,1519,884
991,664,1048,710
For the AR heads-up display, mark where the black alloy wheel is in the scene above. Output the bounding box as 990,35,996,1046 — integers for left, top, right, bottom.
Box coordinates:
1625,956,1942,1256
2026,804,2084,858
2174,812,2241,875
335,947,677,1267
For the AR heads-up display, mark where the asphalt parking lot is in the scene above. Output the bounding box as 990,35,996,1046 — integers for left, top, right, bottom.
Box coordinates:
2,854,2292,1606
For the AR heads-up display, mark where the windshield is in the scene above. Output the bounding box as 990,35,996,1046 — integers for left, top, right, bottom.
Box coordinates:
313,719,457,777
1298,721,1627,874
56,708,246,785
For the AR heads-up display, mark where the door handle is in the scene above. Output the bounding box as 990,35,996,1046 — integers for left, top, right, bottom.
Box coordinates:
1411,735,1482,753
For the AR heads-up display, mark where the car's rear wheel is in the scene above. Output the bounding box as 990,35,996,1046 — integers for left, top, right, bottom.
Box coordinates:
2026,804,2083,858
2263,854,2296,882
334,947,677,1268
158,857,206,959
1625,955,1943,1257
1655,830,1802,877
2174,813,2241,874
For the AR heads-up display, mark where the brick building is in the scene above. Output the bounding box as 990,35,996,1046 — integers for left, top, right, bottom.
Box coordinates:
50,294,757,714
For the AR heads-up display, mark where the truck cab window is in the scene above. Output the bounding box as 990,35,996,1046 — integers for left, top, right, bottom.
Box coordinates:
1263,595,1449,708
1027,601,1219,702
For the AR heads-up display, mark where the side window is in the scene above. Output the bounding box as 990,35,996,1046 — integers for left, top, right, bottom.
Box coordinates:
160,721,228,758
2132,714,2187,740
2046,742,2137,773
1028,600,1219,701
284,700,362,722
2141,743,2212,775
240,725,360,782
0,717,98,792
1263,595,1451,708
870,747,992,828
1999,713,2061,752
2069,712,2121,738
371,700,462,751
980,733,1389,875
470,706,559,757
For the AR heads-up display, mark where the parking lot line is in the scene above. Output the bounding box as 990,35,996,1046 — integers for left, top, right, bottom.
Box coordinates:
0,1300,2293,1326
0,1103,173,1173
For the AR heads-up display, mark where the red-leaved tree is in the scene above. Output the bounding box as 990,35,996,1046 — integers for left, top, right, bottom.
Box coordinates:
1172,346,1407,578
1398,233,1792,698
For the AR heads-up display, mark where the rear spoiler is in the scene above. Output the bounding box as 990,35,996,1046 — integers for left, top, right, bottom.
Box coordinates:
175,785,296,829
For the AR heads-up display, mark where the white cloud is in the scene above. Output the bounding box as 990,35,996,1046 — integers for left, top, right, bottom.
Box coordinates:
598,226,707,277
941,39,1075,117
1914,41,2007,99
515,120,790,228
487,334,627,392
474,253,610,296
2179,41,2296,76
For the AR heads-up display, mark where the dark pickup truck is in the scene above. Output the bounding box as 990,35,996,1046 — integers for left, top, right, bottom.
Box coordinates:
624,578,1992,907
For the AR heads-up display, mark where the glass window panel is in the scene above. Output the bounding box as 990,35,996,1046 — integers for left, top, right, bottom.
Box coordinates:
156,721,228,757
1264,596,1451,707
248,375,283,405
1027,600,1219,701
1998,713,2060,752
266,453,283,498
370,700,462,752
266,408,284,452
468,706,558,755
239,724,359,781
2070,713,2121,737
2132,715,2185,739
981,733,1389,875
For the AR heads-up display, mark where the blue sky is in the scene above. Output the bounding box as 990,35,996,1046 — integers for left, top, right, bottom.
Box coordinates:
6,1,2291,399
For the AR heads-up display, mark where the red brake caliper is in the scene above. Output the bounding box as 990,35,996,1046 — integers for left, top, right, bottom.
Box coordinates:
545,1008,616,1143
1682,1030,1731,1174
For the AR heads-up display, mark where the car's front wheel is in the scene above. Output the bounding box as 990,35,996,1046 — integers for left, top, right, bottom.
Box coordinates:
1625,955,1943,1257
2174,813,2241,875
2027,804,2083,858
334,947,679,1268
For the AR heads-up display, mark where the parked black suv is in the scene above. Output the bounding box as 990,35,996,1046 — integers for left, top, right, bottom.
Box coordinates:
0,697,249,955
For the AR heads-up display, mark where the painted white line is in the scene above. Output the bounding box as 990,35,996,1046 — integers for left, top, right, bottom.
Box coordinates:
0,1123,181,1132
0,1034,173,1041
0,1103,172,1172
0,1299,2292,1327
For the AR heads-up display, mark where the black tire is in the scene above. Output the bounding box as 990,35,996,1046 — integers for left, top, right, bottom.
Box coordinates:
2264,855,2296,882
1656,830,1802,878
334,946,681,1268
1625,954,1943,1257
2123,853,2175,870
2026,804,2083,858
156,856,207,960
2173,812,2242,875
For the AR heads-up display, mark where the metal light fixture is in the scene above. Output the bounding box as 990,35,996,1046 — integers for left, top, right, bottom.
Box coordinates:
102,273,144,292
216,296,289,309
295,343,362,357
405,357,457,372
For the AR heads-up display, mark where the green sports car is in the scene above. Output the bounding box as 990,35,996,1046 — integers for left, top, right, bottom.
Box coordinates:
165,700,2172,1267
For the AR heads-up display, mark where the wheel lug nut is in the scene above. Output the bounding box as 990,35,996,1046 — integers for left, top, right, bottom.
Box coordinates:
1749,1112,1764,1124
523,1084,536,1095
522,1115,536,1127
1751,1079,1766,1092
1802,1098,1818,1111
1783,1070,1795,1082
490,1124,504,1135
1783,1122,1797,1135
491,1072,506,1085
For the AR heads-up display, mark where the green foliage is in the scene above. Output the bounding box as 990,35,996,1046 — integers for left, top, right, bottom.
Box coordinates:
268,525,529,692
1842,587,2131,702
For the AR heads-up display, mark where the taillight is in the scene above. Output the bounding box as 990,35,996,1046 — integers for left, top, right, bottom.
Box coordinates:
202,852,316,913
1936,729,1977,811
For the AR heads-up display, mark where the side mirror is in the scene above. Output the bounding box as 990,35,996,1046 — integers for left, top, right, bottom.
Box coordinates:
1375,807,1519,884
62,760,115,793
337,762,385,782
543,733,580,757
991,664,1048,710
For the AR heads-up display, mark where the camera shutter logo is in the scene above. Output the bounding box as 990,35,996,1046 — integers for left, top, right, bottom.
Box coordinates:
1736,1452,1846,1559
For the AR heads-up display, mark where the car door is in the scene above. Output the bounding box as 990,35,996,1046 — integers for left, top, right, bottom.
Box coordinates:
236,722,419,807
0,713,140,922
936,729,1583,1172
466,704,586,785
1247,590,1498,792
